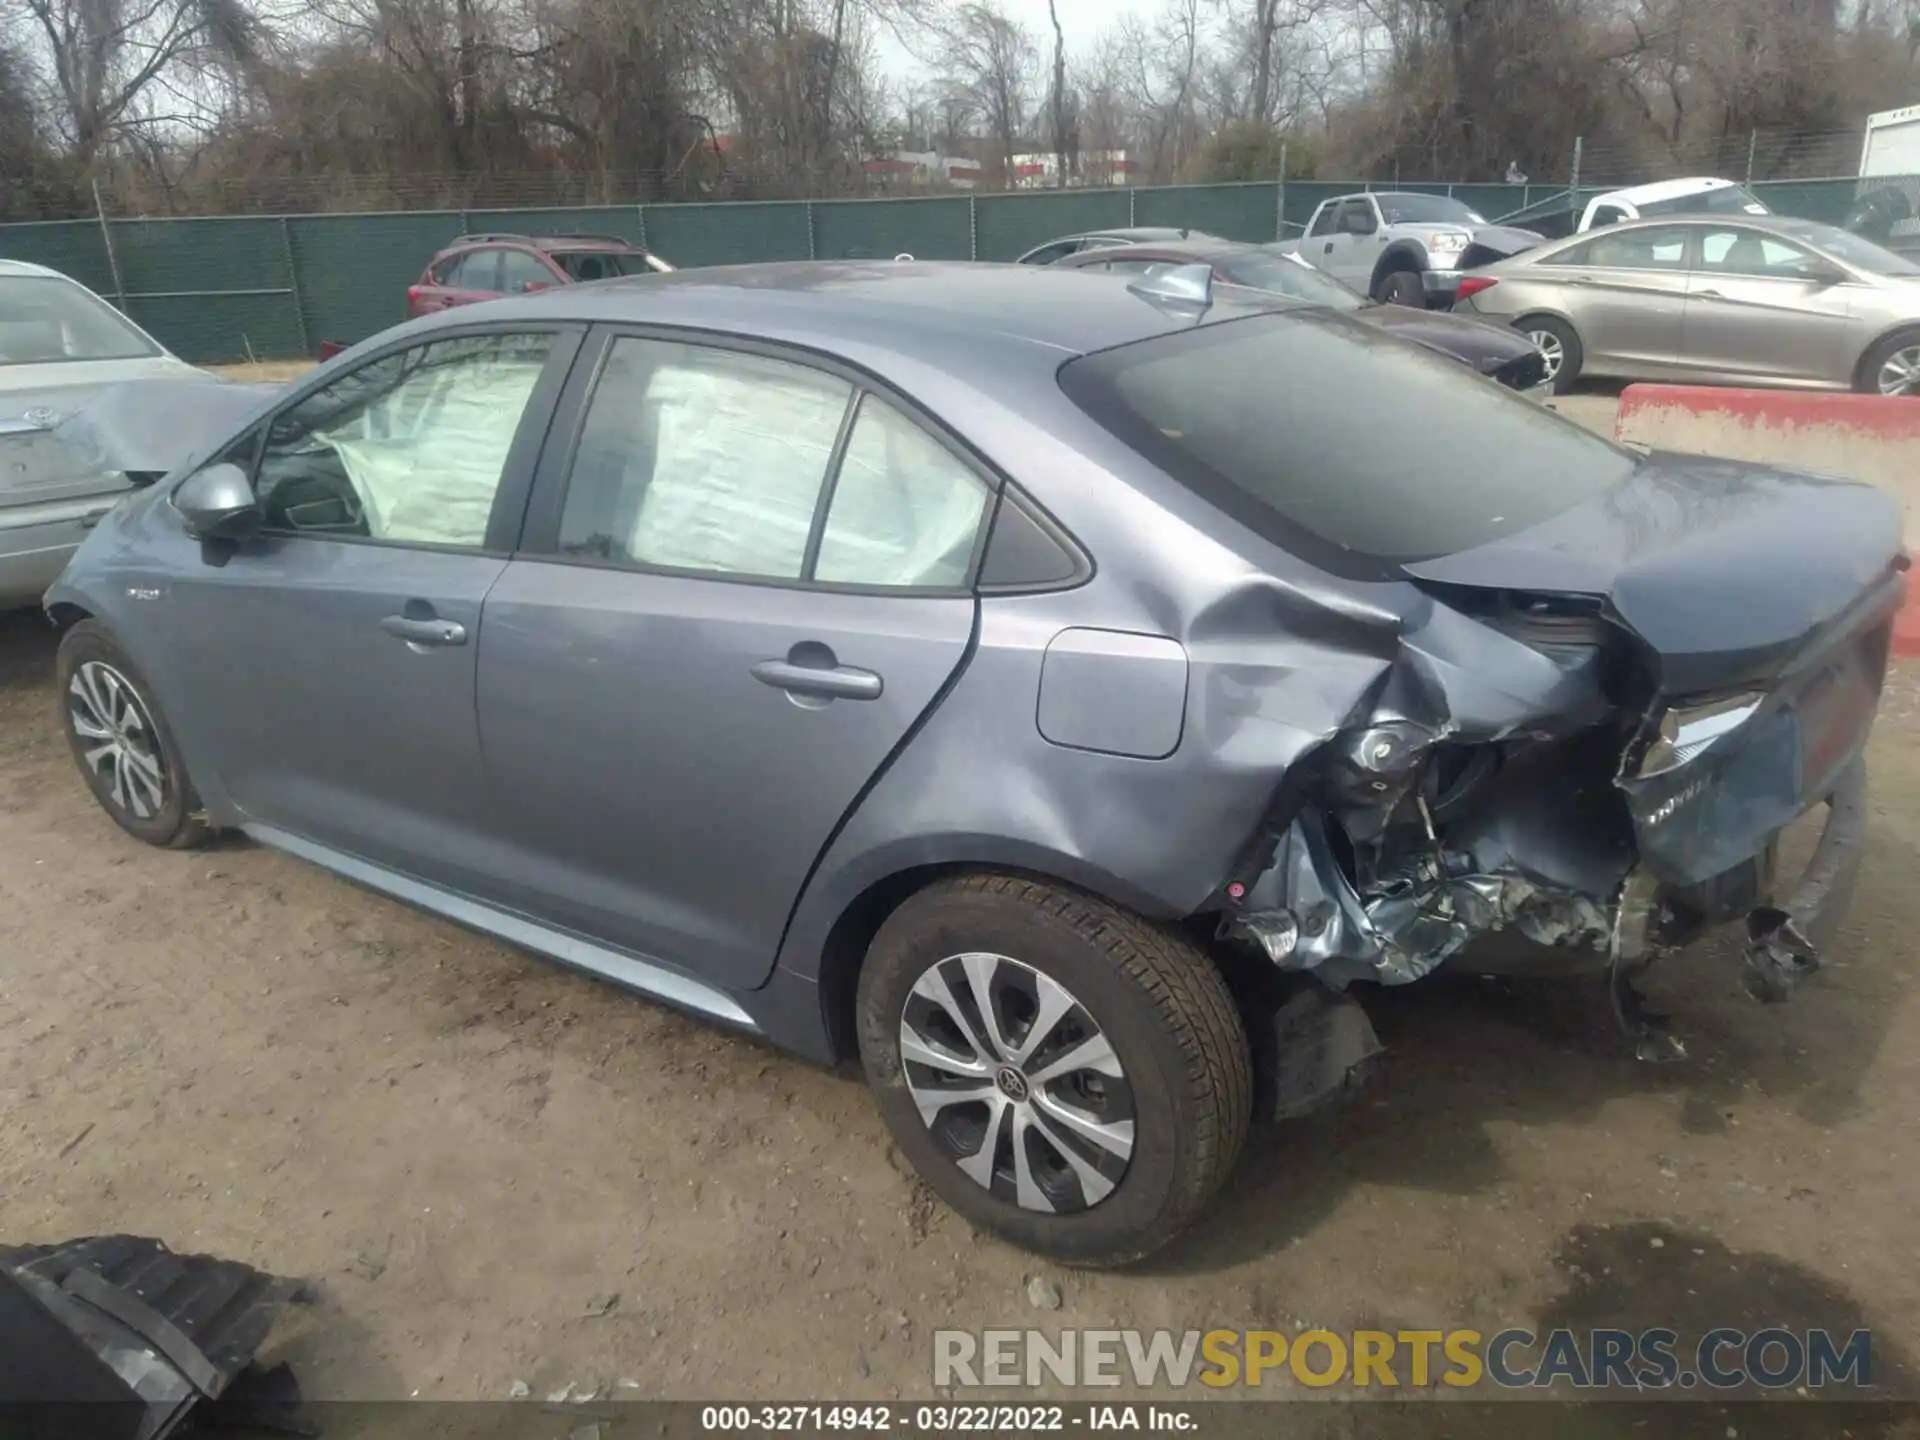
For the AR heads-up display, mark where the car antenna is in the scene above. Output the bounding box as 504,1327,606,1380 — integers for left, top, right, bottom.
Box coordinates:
1126,263,1214,314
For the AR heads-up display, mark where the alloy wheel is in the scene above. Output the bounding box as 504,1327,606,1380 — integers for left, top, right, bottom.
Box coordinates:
1526,328,1565,384
899,953,1135,1214
68,660,168,820
1876,345,1920,396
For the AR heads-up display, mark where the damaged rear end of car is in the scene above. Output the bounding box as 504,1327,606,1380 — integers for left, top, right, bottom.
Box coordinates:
1059,305,1901,1093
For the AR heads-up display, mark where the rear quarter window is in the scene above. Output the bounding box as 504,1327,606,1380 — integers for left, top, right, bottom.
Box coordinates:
1057,312,1636,576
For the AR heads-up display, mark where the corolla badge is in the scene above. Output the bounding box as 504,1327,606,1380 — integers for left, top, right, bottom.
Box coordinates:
21,405,58,426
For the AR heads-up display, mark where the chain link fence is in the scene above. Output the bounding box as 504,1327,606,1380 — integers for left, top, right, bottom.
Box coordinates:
0,170,1902,364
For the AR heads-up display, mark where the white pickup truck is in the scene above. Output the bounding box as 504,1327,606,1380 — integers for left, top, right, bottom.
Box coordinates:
1274,191,1542,308
1510,176,1772,241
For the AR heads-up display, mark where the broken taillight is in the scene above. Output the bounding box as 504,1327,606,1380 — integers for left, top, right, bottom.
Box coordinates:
1454,276,1499,302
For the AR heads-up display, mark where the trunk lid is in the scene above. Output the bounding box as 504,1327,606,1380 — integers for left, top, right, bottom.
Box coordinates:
1406,453,1902,887
1403,452,1904,695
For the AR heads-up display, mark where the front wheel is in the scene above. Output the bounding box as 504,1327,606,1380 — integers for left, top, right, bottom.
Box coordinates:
1375,269,1425,308
857,874,1251,1266
1518,314,1583,394
56,619,211,849
1857,329,1920,396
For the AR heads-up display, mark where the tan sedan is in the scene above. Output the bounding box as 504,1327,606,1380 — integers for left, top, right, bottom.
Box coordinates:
1453,214,1920,396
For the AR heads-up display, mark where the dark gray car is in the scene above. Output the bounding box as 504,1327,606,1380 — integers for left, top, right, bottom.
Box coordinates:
45,262,1897,1264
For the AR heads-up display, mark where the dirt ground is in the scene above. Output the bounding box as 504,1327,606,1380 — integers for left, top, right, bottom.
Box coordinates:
5,376,1918,1432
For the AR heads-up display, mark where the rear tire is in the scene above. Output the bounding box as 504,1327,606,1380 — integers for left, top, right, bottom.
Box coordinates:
1856,328,1920,396
857,873,1251,1267
1518,314,1582,394
56,620,211,850
1375,269,1424,308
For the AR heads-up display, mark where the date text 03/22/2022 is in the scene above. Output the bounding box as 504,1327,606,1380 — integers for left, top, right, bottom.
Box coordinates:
700,1405,1194,1432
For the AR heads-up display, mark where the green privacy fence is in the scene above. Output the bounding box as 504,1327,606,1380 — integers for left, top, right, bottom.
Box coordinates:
0,176,1892,365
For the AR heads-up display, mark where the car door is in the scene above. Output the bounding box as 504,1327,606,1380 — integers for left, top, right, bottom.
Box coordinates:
476,330,993,989
1538,224,1691,371
1680,225,1856,383
443,248,505,307
1317,198,1382,289
498,248,563,296
160,324,582,892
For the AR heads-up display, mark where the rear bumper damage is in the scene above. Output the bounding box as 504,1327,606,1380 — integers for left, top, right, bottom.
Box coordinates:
1219,580,1891,1067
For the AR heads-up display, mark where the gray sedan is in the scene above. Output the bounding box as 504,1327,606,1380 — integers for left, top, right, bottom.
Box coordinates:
45,262,1896,1264
1455,213,1920,394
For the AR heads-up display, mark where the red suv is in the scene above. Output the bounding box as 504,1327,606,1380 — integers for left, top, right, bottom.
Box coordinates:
405,233,673,318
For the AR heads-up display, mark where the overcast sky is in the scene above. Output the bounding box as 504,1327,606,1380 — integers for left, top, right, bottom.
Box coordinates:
875,0,1160,82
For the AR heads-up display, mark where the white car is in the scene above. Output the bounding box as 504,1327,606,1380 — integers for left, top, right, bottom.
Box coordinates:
0,259,266,609
1576,176,1772,231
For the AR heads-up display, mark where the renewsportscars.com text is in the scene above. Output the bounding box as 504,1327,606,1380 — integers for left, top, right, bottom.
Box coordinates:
932,1327,1873,1391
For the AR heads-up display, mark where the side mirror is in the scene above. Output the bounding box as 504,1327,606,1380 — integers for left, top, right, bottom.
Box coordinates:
518,279,550,293
172,462,261,541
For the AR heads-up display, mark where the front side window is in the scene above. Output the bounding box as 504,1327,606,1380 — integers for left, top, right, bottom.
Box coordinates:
553,250,643,281
558,338,851,580
1022,241,1080,266
253,332,553,547
450,249,502,291
498,250,558,293
0,276,158,365
814,396,991,588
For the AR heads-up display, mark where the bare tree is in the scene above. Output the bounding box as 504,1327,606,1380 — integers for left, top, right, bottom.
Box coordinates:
12,0,262,169
942,0,1035,182
1046,0,1066,184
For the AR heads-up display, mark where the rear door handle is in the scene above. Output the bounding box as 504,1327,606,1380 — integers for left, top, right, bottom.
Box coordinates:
751,658,882,701
380,614,467,647
1695,288,1725,300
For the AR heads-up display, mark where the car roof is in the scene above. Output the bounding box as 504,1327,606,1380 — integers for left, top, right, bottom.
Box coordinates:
0,258,66,279
442,233,642,253
1595,176,1742,206
1064,238,1254,264
424,259,1289,362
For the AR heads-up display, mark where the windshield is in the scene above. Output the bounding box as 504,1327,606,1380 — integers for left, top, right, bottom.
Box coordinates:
1637,184,1768,217
1058,312,1635,573
1226,251,1366,309
552,250,650,281
0,276,158,366
1774,218,1920,276
1375,194,1486,225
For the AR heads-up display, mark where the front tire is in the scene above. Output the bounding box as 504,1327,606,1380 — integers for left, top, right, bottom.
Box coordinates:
1857,328,1920,396
1375,269,1424,308
857,874,1251,1267
56,620,211,849
1518,314,1582,394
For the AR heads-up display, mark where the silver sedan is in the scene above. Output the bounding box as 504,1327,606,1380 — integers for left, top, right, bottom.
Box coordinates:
1454,214,1920,395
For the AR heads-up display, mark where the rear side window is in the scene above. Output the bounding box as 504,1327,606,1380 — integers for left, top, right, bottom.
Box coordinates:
1057,312,1636,573
448,249,502,290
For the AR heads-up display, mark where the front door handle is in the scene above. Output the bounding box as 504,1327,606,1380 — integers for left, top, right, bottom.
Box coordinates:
380,614,467,647
752,658,882,702
1695,288,1725,300
1323,241,1334,255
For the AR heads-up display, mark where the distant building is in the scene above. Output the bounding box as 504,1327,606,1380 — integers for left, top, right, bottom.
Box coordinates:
861,148,1133,190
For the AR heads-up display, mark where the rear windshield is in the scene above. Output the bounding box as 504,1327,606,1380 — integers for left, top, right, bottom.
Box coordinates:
552,250,648,281
1224,251,1366,309
1773,217,1920,275
0,276,158,365
1057,311,1636,572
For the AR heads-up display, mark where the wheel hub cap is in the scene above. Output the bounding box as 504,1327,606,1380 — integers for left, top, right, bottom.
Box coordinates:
900,953,1135,1214
1878,347,1920,396
68,660,167,820
1528,330,1563,381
